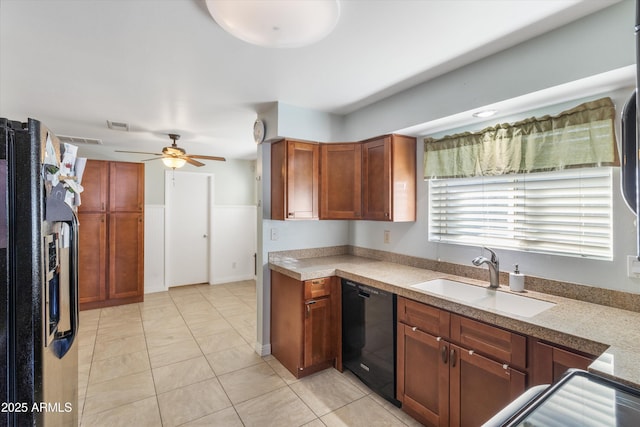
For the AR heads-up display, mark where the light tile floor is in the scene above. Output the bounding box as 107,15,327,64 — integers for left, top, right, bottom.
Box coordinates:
77,280,420,426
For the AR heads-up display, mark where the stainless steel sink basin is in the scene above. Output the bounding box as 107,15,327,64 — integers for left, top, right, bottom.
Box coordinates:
410,278,555,318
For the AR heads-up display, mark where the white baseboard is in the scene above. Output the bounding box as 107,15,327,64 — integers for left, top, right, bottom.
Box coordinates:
255,342,271,356
211,274,257,285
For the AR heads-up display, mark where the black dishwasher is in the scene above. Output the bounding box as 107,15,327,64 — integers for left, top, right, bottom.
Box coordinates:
342,279,399,407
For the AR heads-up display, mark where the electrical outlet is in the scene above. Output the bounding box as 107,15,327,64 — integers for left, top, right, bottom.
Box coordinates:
384,230,390,244
271,228,279,241
628,255,640,278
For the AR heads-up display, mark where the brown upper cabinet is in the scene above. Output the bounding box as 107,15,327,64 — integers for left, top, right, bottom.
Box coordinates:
109,161,144,212
271,139,319,220
362,134,416,222
79,160,109,212
272,134,416,222
320,143,362,219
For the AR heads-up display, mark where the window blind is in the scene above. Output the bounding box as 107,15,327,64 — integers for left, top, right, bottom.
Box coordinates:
428,168,613,260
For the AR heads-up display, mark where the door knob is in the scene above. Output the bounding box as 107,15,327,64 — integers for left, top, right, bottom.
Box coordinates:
203,234,208,238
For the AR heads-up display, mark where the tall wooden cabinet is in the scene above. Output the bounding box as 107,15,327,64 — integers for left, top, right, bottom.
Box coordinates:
271,139,319,220
270,271,339,378
78,160,144,310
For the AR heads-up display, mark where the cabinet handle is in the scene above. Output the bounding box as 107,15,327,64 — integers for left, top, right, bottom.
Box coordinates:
503,364,509,371
288,212,294,217
101,202,105,210
469,350,474,356
311,279,323,285
411,326,417,332
305,300,316,318
450,348,457,367
441,345,448,364
384,212,389,218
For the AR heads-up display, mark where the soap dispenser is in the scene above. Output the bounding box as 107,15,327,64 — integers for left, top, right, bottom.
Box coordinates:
509,264,525,292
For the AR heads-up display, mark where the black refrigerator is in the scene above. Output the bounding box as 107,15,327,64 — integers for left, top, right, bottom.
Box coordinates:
1,118,80,426
621,0,640,254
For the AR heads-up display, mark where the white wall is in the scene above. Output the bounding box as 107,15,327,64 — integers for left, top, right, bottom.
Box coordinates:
339,0,635,142
144,205,165,294
212,205,257,284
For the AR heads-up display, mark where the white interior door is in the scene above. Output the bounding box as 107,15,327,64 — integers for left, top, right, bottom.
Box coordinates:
165,171,213,288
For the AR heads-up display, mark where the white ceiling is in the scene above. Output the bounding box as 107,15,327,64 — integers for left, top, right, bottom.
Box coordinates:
0,0,620,161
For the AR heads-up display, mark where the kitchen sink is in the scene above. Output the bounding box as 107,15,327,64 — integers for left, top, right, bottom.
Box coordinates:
410,278,555,318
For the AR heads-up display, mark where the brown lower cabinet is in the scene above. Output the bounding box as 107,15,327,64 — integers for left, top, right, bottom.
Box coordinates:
530,339,595,386
78,211,144,310
270,271,340,378
268,273,597,426
397,297,526,426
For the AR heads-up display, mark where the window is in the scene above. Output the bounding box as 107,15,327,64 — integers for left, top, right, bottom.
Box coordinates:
428,167,613,260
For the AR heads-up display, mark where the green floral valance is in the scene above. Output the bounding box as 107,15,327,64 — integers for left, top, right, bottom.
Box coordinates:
423,97,620,179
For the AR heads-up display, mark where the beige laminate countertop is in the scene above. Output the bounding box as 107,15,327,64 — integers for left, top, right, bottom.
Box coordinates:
269,254,640,388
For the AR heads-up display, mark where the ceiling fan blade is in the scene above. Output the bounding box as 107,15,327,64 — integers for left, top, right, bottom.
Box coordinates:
183,157,205,167
141,156,165,162
115,150,163,156
188,154,226,162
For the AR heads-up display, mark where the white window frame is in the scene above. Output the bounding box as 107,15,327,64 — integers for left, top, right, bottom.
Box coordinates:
428,167,613,260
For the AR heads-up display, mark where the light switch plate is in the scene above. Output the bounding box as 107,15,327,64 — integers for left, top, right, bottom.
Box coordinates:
271,228,279,241
384,230,390,244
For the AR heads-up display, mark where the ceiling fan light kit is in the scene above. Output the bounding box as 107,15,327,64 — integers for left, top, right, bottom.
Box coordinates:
115,133,226,168
162,156,187,169
205,0,341,48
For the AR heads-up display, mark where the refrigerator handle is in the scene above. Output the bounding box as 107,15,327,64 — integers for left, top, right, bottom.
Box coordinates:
621,90,640,261
621,90,637,214
48,209,80,359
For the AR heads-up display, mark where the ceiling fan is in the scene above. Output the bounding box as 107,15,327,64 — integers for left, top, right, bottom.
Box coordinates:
116,133,226,168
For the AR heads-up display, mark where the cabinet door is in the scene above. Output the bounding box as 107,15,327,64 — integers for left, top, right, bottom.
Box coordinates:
109,162,144,212
362,136,391,220
270,270,304,376
304,297,333,368
320,143,362,219
531,340,595,386
78,213,107,305
397,323,450,427
287,141,319,219
449,344,526,427
78,160,108,212
108,212,144,300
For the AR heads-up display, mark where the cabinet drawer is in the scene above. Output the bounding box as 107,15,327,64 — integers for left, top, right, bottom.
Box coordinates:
450,314,526,370
398,297,450,338
304,277,332,299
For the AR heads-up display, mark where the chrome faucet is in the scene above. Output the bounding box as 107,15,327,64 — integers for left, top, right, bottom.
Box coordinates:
472,247,500,289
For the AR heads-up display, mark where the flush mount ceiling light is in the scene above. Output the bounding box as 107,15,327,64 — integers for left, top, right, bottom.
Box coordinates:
472,109,498,118
205,0,341,48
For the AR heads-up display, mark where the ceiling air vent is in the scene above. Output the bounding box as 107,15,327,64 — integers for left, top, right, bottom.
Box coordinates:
106,120,130,131
57,135,103,145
